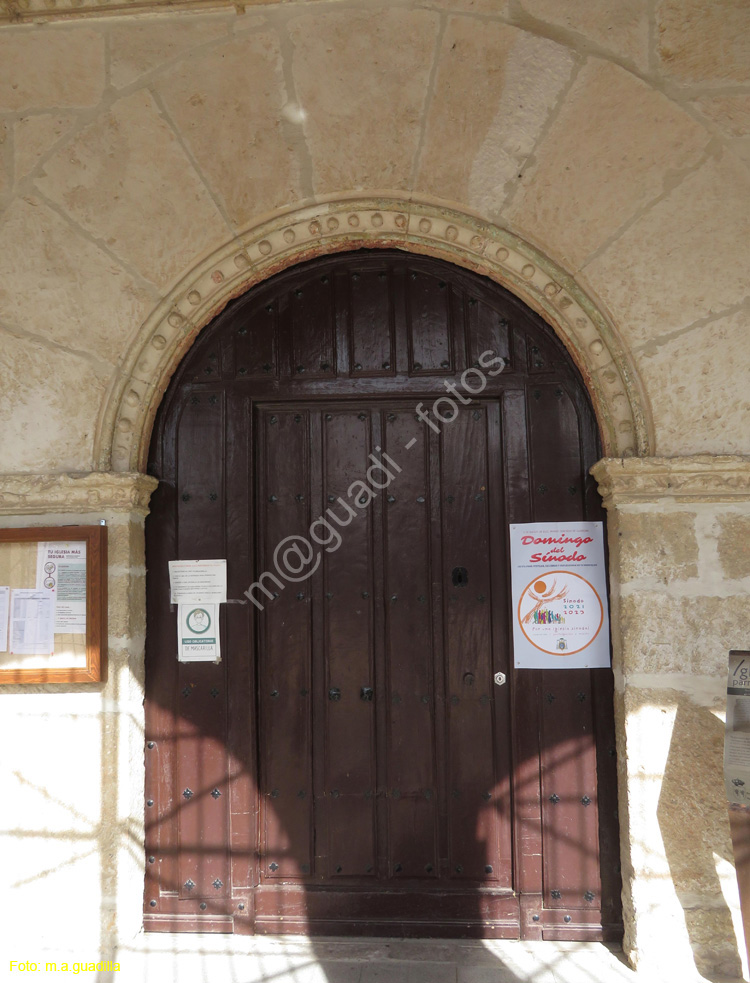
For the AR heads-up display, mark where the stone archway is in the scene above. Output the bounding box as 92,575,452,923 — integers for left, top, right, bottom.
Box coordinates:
85,193,657,963
95,196,652,474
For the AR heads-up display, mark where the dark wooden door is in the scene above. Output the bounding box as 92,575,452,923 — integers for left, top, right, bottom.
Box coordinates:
253,398,515,933
144,251,621,941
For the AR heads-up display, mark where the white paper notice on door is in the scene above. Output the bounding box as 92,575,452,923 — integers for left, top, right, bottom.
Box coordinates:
169,559,227,605
10,589,55,656
36,541,87,632
510,521,610,670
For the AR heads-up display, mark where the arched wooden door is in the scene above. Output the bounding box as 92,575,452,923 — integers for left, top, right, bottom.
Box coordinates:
144,250,621,940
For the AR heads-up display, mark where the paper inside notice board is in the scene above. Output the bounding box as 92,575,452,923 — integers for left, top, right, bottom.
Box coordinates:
0,540,87,670
10,589,55,656
36,541,87,632
0,586,9,652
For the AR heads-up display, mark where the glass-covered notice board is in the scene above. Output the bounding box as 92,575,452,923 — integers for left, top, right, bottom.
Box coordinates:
0,526,107,683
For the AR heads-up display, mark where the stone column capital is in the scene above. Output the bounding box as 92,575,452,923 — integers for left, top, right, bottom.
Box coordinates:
591,455,750,509
0,472,158,517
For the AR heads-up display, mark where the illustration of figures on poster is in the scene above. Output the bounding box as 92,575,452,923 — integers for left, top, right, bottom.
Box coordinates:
510,522,611,669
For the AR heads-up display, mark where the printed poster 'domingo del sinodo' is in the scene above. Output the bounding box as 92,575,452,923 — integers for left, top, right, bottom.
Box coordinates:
510,522,610,670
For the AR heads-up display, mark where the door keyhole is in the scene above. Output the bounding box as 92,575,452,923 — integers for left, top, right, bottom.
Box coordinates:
452,566,468,588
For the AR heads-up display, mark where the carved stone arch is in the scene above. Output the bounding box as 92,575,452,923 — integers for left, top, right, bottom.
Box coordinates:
96,196,653,472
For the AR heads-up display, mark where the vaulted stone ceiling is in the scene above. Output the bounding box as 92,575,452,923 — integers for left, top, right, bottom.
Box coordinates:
0,0,749,471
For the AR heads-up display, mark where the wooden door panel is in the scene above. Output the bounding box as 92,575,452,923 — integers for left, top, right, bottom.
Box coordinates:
289,275,337,379
233,302,279,380
466,297,511,372
382,408,439,880
501,389,544,917
405,270,455,374
440,405,507,886
524,382,605,918
174,392,232,905
539,672,601,910
255,884,521,938
348,267,395,376
526,383,585,508
257,408,314,881
320,408,378,880
223,393,256,921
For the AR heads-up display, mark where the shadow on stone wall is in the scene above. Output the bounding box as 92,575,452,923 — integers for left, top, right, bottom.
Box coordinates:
659,697,744,981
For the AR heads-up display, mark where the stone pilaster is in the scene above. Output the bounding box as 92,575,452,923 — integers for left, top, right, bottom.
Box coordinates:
592,456,750,980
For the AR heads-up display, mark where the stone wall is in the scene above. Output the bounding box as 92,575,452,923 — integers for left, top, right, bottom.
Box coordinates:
594,458,750,979
1,2,749,978
0,1,749,472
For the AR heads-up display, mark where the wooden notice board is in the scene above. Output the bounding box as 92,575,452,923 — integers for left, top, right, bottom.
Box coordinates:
0,526,107,684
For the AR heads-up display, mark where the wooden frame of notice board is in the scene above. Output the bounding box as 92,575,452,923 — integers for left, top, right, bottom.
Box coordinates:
0,526,107,684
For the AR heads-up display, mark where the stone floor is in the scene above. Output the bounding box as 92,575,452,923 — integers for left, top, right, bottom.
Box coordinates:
80,935,742,983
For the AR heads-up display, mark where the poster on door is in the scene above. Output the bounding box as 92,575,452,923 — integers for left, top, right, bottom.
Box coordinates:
510,521,610,669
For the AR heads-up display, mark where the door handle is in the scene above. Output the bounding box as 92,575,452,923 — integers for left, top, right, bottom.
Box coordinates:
493,671,506,686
